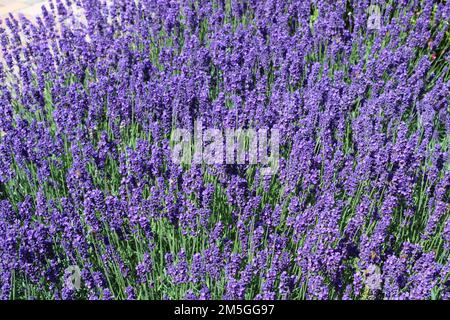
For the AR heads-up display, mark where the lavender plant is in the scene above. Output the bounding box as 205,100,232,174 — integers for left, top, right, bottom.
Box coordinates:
0,0,449,300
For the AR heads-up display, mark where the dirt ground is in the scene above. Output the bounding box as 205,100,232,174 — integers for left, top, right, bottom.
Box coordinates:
0,0,46,20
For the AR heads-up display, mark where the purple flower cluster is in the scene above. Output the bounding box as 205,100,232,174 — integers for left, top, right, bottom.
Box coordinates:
0,0,449,300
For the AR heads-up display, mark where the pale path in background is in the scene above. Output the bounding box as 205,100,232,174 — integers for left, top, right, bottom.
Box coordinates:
0,0,47,19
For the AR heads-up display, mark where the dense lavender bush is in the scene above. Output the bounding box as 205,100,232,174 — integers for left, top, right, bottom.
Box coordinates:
0,0,449,300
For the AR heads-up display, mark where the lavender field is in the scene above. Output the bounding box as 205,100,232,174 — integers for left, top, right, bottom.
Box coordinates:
0,0,449,300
